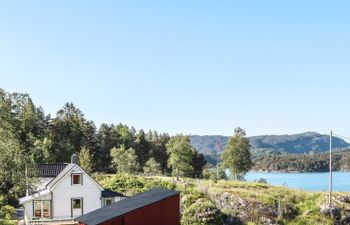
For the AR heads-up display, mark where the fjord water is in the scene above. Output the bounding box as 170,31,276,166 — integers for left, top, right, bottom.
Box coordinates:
245,172,350,192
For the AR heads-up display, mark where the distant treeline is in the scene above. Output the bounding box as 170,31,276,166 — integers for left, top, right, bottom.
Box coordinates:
0,89,205,181
252,150,350,172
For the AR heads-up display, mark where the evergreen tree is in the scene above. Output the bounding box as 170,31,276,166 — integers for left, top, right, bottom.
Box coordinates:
222,127,252,180
133,129,150,168
192,151,207,178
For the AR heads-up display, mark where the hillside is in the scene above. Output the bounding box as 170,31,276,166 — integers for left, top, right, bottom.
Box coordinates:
96,173,350,225
252,150,350,172
190,132,350,164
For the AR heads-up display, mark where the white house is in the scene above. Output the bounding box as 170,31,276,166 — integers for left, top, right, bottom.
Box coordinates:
19,158,125,225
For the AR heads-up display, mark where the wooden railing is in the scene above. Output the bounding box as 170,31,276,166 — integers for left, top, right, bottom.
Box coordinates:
28,217,77,225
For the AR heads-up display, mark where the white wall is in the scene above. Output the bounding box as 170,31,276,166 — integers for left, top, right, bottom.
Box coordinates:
51,166,102,218
23,201,33,224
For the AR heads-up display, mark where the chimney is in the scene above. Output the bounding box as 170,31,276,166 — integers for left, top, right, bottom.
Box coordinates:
71,153,79,164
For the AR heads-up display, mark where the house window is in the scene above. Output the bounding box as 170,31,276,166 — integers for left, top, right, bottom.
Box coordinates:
105,198,113,206
72,174,82,185
72,199,81,209
34,201,51,219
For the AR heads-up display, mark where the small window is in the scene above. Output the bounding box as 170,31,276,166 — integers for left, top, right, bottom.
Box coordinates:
72,199,81,209
105,198,113,206
72,174,82,185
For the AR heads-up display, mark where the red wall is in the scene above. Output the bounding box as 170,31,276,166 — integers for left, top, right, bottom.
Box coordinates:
101,194,180,225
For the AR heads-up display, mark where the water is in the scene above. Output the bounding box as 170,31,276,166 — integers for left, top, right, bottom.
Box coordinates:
244,171,350,192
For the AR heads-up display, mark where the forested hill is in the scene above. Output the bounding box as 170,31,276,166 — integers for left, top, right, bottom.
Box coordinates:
190,132,350,164
252,150,350,172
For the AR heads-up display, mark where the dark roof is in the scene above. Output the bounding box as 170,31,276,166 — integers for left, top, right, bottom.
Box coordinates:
101,189,125,198
76,188,180,225
37,163,68,177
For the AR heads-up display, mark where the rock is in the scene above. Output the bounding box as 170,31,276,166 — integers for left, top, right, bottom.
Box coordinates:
304,210,312,216
320,205,341,220
320,205,330,216
339,195,350,203
330,207,341,220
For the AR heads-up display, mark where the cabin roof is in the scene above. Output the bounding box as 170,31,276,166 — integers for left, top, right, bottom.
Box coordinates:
101,189,125,198
76,188,180,225
37,163,68,177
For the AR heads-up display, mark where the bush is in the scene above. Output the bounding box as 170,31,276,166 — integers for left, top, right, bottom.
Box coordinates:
100,174,177,196
101,174,145,195
144,179,177,191
181,198,222,225
181,190,205,210
0,196,16,225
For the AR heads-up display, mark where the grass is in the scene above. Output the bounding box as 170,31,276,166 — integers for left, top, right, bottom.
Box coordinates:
95,173,337,224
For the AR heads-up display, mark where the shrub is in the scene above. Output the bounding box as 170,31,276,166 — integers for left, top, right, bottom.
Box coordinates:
181,190,205,210
144,179,177,191
181,198,222,225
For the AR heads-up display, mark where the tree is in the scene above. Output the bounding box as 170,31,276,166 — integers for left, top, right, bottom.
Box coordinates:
143,158,162,175
191,150,207,178
133,129,150,168
110,145,140,174
148,132,170,173
79,147,94,173
166,135,195,180
222,127,252,180
96,124,119,172
49,103,86,162
0,125,36,202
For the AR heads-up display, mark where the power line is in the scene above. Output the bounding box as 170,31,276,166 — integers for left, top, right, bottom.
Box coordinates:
333,133,350,140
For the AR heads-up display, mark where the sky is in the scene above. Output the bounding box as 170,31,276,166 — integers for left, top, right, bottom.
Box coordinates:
0,1,350,137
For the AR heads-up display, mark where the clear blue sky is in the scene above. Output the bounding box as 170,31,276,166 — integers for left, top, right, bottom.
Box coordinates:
1,1,349,136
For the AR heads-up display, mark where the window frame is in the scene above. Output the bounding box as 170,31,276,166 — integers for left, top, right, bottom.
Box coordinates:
71,173,83,185
33,200,51,219
104,198,113,206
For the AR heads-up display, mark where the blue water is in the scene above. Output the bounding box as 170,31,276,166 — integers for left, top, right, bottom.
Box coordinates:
244,172,350,192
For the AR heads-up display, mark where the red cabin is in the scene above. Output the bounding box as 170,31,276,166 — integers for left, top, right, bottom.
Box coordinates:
76,188,180,225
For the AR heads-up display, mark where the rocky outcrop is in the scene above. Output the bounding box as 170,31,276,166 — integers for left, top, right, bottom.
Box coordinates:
210,192,279,225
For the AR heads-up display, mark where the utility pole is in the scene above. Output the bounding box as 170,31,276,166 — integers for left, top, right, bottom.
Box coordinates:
329,130,333,207
25,164,29,196
215,138,223,179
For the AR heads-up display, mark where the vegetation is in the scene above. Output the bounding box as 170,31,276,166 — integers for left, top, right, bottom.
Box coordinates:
222,127,252,180
143,158,162,175
79,147,94,173
110,145,141,174
166,135,196,180
0,88,207,202
253,150,350,172
0,196,16,225
93,173,338,225
181,198,222,225
191,132,350,164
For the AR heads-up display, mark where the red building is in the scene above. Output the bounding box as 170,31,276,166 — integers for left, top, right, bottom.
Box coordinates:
76,188,180,225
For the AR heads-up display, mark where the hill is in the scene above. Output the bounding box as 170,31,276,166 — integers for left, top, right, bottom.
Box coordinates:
190,132,350,164
96,173,350,225
252,149,350,172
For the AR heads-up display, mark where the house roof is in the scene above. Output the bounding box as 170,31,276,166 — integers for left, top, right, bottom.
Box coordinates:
101,189,125,198
37,163,68,177
76,188,180,225
45,163,76,188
